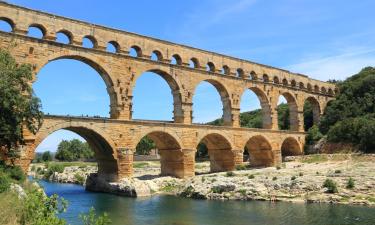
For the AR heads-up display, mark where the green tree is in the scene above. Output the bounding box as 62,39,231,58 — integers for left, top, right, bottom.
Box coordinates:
277,103,290,130
42,151,52,162
319,67,375,152
55,139,94,161
0,49,43,164
135,136,156,155
195,143,208,159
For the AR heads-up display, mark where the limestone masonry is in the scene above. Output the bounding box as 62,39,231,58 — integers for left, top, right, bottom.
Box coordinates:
0,2,335,181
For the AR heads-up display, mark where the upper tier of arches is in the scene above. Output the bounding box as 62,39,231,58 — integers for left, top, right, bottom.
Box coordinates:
0,4,336,97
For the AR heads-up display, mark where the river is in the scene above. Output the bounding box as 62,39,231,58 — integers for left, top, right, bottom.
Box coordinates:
38,180,375,225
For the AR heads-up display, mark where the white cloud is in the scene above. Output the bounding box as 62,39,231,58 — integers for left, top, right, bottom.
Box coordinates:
287,47,375,81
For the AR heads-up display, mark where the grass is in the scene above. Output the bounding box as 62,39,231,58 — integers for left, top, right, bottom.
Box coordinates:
34,161,97,168
0,192,22,225
225,171,236,177
301,155,328,163
133,162,149,168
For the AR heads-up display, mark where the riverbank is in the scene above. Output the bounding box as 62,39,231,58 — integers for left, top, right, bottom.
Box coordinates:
29,154,375,206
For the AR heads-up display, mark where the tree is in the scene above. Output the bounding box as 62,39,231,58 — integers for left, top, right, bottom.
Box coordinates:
320,67,375,152
277,103,290,130
0,49,43,164
55,139,94,161
135,136,156,155
42,151,52,162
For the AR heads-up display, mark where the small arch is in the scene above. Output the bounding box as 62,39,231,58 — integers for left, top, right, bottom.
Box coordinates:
328,88,334,96
244,135,273,167
151,50,163,61
304,96,321,131
314,85,320,93
262,74,269,82
27,24,46,39
129,45,142,57
236,68,244,78
282,78,288,86
107,41,120,53
291,80,297,87
299,82,305,89
273,76,280,84
281,137,302,158
321,87,327,94
82,35,97,49
307,83,312,91
56,30,73,44
250,71,258,80
0,17,15,32
206,62,216,72
189,57,200,69
221,65,230,75
197,133,234,172
171,54,182,65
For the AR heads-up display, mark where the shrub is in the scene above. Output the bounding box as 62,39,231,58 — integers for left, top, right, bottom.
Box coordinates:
291,176,296,181
299,172,304,177
74,174,85,185
272,176,277,181
7,166,25,182
346,177,355,189
0,174,11,193
235,164,248,171
323,179,338,193
44,164,65,179
225,171,235,177
248,174,255,179
334,170,342,174
80,207,111,225
276,166,281,170
305,125,323,145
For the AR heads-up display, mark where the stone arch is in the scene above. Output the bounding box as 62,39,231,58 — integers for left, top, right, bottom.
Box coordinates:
134,130,185,177
129,45,142,57
241,86,272,129
291,80,297,87
35,53,119,119
56,29,73,44
189,57,200,69
193,79,232,125
279,92,299,131
299,82,305,89
244,135,274,167
282,78,288,86
171,54,182,65
206,62,216,72
132,68,183,122
221,65,230,75
34,123,118,181
328,88,334,96
281,137,302,158
307,83,312,91
107,41,120,53
305,96,321,129
0,17,15,32
151,50,163,61
236,68,244,78
263,74,269,82
28,23,47,38
82,35,98,48
198,133,235,172
273,76,280,84
314,85,320,93
321,87,327,94
250,71,257,80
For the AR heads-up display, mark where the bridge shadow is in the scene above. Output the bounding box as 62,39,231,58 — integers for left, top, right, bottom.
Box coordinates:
136,174,162,180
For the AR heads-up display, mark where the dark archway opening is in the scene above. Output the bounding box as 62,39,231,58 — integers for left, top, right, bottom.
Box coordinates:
281,137,302,160
244,135,273,167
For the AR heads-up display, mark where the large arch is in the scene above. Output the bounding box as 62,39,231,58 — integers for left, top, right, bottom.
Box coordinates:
240,86,272,129
198,133,235,172
193,79,232,125
281,137,302,158
133,131,185,178
131,69,183,122
304,96,321,131
33,123,118,181
278,92,299,131
35,54,119,119
244,135,274,167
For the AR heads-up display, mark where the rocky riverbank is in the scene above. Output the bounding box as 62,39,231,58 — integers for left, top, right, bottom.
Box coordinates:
30,154,375,206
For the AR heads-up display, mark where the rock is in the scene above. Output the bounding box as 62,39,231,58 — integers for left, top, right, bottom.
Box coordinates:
211,182,236,193
10,183,26,199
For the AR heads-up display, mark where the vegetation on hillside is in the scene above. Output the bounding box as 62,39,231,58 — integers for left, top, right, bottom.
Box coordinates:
135,136,156,155
319,67,375,152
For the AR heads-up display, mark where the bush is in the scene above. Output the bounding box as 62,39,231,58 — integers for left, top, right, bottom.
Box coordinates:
0,174,11,193
225,171,235,177
235,164,248,171
323,179,338,193
74,174,85,185
7,166,25,182
291,176,296,181
272,176,277,181
44,164,65,179
80,207,111,225
248,174,255,179
346,177,355,189
305,125,323,145
334,170,342,174
299,172,304,176
276,166,281,170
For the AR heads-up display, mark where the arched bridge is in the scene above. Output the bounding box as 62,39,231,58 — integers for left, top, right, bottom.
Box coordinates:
0,2,336,181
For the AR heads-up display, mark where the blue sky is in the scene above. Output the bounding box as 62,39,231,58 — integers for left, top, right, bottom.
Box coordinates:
2,0,375,152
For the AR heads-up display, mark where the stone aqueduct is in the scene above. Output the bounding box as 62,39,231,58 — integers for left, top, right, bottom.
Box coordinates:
0,2,336,181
